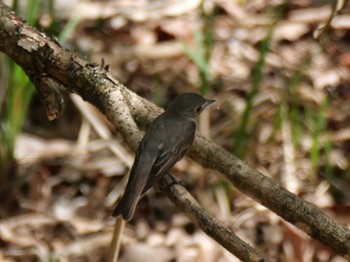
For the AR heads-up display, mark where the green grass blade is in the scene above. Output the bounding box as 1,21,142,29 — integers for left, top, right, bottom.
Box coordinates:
234,23,273,158
27,0,40,25
58,15,80,44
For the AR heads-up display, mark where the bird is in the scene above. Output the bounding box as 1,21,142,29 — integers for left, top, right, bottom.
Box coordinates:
112,92,215,221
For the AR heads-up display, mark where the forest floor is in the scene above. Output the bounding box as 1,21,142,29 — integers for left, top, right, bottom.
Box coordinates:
1,0,350,261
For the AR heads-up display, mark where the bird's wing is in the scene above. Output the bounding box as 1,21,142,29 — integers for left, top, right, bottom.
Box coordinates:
112,142,158,220
141,121,196,194
126,139,158,193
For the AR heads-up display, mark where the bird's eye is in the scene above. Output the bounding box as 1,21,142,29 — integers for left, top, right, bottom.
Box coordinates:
195,106,202,113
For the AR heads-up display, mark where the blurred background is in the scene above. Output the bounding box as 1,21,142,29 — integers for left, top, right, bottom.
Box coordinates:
1,0,350,261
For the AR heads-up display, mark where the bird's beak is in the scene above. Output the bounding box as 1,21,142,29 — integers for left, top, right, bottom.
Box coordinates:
205,99,216,107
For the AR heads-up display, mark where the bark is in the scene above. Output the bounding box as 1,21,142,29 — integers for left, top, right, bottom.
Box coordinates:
0,2,349,260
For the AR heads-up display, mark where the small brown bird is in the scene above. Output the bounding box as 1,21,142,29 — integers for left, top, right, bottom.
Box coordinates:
112,93,215,221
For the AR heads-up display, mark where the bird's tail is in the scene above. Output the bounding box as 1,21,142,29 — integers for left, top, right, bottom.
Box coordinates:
112,188,140,221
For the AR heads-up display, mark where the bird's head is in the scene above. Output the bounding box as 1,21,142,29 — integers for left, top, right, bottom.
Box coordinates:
166,92,215,118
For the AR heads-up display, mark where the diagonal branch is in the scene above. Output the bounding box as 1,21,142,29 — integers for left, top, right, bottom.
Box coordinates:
0,2,349,260
158,175,269,262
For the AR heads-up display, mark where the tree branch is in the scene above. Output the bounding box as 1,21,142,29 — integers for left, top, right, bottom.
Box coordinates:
0,2,349,260
159,175,269,262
